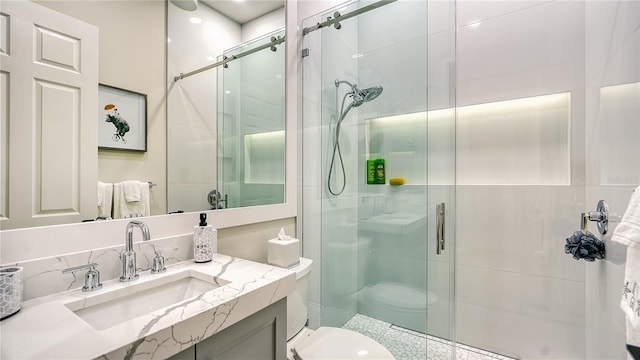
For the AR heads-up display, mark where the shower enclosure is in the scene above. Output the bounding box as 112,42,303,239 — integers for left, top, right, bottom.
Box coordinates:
301,0,639,359
301,0,457,357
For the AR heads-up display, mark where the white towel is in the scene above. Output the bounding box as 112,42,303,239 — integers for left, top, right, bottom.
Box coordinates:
628,318,640,357
612,186,640,248
621,247,640,329
122,180,142,202
113,181,150,219
97,181,113,218
613,186,640,330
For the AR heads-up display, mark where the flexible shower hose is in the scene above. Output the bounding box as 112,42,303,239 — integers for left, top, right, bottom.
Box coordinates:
327,92,352,196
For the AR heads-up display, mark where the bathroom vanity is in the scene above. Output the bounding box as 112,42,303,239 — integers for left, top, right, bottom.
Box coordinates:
0,255,295,359
169,299,286,360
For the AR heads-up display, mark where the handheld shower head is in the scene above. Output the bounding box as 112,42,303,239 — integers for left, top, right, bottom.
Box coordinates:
335,79,384,108
358,86,383,103
328,79,384,196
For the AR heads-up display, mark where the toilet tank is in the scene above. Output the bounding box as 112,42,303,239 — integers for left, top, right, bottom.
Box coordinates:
287,257,313,340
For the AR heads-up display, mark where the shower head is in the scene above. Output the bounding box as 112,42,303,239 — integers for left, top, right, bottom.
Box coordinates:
358,86,383,103
334,79,383,107
350,85,383,107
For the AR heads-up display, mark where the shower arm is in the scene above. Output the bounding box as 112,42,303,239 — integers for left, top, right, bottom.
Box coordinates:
335,79,359,98
335,79,356,90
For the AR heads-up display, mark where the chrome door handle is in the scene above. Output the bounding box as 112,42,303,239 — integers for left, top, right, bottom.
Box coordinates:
436,203,445,255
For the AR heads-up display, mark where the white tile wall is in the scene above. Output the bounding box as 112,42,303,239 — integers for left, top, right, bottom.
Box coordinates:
456,93,572,185
241,6,285,42
584,187,629,360
457,1,585,106
457,264,586,359
596,83,640,186
454,1,588,359
583,1,640,358
456,1,552,28
457,185,585,281
585,1,640,87
455,186,586,359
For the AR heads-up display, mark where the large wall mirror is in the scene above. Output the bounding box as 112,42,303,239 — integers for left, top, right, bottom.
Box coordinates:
0,0,293,231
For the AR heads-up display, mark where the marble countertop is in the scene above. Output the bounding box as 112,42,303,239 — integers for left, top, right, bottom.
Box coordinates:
0,254,296,359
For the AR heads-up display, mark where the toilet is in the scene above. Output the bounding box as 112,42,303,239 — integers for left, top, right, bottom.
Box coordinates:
358,281,438,334
286,257,395,360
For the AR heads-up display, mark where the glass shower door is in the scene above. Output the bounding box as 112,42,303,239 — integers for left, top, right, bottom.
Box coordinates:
301,0,457,358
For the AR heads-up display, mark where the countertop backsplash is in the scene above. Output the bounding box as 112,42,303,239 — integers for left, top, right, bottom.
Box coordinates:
1,233,195,300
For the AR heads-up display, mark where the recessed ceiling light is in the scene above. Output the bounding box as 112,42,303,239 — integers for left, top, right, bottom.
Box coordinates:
225,90,231,94
352,53,364,59
189,17,202,24
207,56,215,61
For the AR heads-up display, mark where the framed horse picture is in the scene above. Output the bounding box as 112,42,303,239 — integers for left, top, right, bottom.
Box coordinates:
98,84,147,151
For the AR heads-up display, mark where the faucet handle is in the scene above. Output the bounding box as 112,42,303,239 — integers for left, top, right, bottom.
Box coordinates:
62,263,103,292
151,247,178,273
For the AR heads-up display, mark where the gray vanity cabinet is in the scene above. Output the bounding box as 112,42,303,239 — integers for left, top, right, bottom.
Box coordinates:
170,298,286,360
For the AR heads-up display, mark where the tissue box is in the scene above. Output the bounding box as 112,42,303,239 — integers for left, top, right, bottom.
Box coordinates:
267,238,300,268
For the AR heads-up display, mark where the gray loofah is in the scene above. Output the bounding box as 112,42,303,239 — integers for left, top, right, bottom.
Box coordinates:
565,231,605,261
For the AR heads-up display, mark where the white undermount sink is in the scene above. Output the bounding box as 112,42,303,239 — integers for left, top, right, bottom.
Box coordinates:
64,270,229,331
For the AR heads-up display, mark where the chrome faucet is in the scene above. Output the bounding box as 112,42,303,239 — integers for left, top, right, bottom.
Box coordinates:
120,220,150,282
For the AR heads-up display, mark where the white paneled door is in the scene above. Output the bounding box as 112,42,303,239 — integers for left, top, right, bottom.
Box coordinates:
0,1,98,229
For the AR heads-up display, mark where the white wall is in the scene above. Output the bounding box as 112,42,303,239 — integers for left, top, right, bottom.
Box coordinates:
35,0,168,217
242,6,285,42
584,1,640,359
454,1,588,358
455,1,637,358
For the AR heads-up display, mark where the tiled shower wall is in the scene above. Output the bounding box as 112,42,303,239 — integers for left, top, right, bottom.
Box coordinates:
584,1,639,359
456,1,638,359
455,1,587,358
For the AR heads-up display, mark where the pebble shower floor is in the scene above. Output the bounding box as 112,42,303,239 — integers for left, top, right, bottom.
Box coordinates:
342,314,516,360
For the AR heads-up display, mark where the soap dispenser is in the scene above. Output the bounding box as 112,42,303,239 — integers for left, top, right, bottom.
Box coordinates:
194,213,214,263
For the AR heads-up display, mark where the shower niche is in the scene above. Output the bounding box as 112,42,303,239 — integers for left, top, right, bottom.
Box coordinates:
365,112,428,186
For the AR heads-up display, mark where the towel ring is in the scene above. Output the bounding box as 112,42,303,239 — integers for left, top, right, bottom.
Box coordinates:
582,200,621,235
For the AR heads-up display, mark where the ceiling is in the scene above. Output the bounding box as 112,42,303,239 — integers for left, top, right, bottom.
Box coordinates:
199,0,284,24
